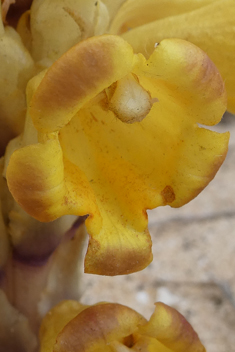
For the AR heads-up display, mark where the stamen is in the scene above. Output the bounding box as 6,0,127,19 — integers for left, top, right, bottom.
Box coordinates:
106,73,156,124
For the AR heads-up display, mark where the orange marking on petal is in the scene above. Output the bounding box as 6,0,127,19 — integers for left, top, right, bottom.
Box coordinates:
161,185,175,204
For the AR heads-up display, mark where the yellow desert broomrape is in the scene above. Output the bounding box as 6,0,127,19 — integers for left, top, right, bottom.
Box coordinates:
0,0,234,351
5,34,229,276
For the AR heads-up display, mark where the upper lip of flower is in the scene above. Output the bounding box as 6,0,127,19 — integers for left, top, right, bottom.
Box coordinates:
110,0,235,114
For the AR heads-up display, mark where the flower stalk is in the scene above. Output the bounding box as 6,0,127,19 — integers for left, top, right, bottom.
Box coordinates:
0,210,87,350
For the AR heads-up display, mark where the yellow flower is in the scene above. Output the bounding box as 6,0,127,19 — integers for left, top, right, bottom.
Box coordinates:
6,34,229,275
109,0,235,113
40,300,206,352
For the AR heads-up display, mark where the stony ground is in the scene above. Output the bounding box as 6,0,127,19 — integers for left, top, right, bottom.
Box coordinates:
80,112,235,352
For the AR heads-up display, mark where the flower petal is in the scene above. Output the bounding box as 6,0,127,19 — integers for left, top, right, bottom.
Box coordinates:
53,303,146,352
30,34,134,133
131,38,229,207
139,302,206,352
102,0,127,22
40,300,89,352
6,136,98,222
119,0,235,113
109,0,215,33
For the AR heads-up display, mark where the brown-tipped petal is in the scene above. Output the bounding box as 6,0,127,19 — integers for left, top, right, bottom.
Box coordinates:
6,136,98,222
29,35,134,133
54,303,147,352
133,38,227,126
120,0,235,113
139,302,206,352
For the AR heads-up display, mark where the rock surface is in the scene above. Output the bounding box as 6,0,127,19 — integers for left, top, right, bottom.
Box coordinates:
81,112,235,352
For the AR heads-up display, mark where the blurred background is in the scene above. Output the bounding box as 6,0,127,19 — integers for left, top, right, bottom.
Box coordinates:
80,112,235,352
